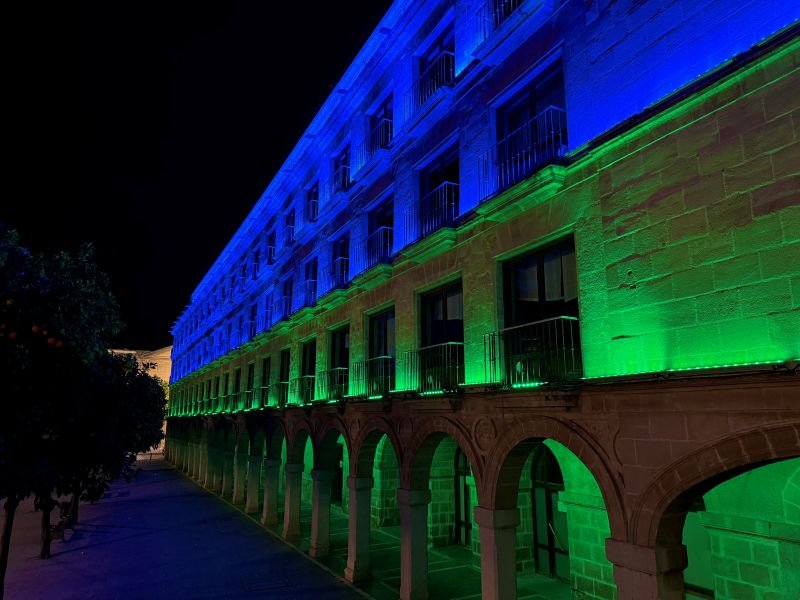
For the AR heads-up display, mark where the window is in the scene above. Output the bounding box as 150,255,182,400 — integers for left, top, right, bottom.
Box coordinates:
277,349,290,407
233,367,242,409
503,238,577,327
260,357,271,406
419,148,459,237
304,258,318,306
326,326,350,400
367,200,394,268
366,309,395,395
267,230,276,264
248,304,257,339
329,233,350,290
305,183,319,223
494,63,567,193
333,146,351,193
298,339,316,404
495,237,581,386
252,245,261,279
369,94,393,154
419,282,464,392
493,0,523,28
285,209,296,246
413,27,455,109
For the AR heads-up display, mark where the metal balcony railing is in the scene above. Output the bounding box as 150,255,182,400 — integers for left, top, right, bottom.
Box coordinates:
476,0,525,45
290,375,316,405
259,385,270,408
366,226,394,269
333,164,351,194
406,342,464,394
317,367,349,401
484,316,582,387
274,295,292,321
409,50,455,115
420,181,459,237
306,197,319,222
478,105,567,201
322,256,349,293
219,393,230,413
304,279,318,307
274,382,290,408
351,356,396,398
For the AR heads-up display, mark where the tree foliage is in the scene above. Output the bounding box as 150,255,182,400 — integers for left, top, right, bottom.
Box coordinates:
0,230,166,596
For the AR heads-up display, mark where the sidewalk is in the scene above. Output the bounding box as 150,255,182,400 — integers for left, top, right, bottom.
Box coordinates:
3,459,361,600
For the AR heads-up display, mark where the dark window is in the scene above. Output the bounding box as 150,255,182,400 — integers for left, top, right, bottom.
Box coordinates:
369,309,396,359
305,258,318,306
329,233,350,289
367,200,394,267
267,231,276,264
421,282,464,347
301,339,316,377
334,146,351,193
252,247,261,279
285,210,296,245
414,27,455,108
503,238,577,327
246,363,255,391
306,183,319,222
493,0,523,28
330,326,350,370
277,349,290,407
370,94,393,153
420,149,459,236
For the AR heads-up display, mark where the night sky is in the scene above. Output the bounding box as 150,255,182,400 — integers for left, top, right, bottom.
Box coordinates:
4,0,392,350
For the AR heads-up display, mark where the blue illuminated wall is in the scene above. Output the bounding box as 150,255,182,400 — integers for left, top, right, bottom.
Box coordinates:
170,0,800,384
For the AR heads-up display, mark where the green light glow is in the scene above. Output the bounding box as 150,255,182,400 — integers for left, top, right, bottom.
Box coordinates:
511,381,546,389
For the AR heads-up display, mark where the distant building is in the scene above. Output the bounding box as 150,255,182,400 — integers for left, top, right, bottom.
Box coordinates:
114,346,172,453
166,2,800,599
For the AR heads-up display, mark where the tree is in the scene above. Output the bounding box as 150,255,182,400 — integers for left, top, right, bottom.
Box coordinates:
0,230,165,598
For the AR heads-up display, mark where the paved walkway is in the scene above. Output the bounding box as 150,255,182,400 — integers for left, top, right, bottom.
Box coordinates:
4,459,361,600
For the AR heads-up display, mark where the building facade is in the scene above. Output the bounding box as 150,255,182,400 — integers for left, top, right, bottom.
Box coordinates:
166,1,800,599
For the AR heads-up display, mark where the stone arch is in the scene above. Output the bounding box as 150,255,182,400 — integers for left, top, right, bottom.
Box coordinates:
263,419,287,459
352,418,403,479
287,420,313,464
483,415,625,540
315,417,351,470
250,426,266,458
403,416,483,490
633,421,800,548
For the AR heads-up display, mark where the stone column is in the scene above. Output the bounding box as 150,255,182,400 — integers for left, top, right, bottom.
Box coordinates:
345,477,374,583
398,488,431,600
220,450,234,498
309,470,335,558
192,444,201,479
245,455,261,514
606,539,687,600
209,448,222,492
474,507,519,600
200,441,209,484
283,463,304,543
261,459,282,525
232,451,247,504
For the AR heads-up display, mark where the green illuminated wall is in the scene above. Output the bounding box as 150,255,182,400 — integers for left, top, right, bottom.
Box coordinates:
371,436,400,527
684,458,800,599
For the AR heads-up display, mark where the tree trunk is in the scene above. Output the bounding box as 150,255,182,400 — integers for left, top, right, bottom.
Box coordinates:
1,497,20,600
67,491,79,527
39,499,52,559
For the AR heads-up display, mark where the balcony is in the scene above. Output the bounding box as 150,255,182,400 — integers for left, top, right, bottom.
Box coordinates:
317,367,349,401
323,256,349,294
365,226,394,269
479,105,567,202
409,50,455,116
351,356,395,398
356,118,393,170
290,375,316,405
484,316,582,388
304,279,318,307
333,164,352,195
420,181,459,237
274,295,292,321
406,342,464,394
259,385,270,408
274,381,290,408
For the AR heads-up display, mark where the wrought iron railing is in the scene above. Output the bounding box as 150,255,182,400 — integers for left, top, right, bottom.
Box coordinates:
420,181,459,237
290,375,316,405
484,316,582,387
259,385,270,408
273,295,292,321
365,226,394,269
406,342,465,394
351,356,396,398
333,164,351,194
304,279,318,307
317,367,349,401
478,105,567,201
322,256,349,293
475,0,525,45
274,382,289,408
417,51,455,109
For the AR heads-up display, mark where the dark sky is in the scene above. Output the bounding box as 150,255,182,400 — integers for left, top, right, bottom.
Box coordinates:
4,0,392,350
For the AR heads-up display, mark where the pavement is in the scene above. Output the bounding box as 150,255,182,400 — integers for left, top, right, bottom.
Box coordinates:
3,458,362,600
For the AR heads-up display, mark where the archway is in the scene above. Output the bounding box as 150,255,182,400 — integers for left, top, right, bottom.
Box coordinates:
492,437,617,600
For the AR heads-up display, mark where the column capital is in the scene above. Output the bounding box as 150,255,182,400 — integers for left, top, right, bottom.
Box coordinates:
311,469,335,482
347,476,374,491
474,506,520,530
285,462,304,474
397,488,431,507
605,539,687,575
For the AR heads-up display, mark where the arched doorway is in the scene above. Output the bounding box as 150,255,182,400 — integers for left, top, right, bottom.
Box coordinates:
453,448,472,545
530,443,569,582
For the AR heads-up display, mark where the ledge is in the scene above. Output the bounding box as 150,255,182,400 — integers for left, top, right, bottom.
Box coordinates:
475,163,567,222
